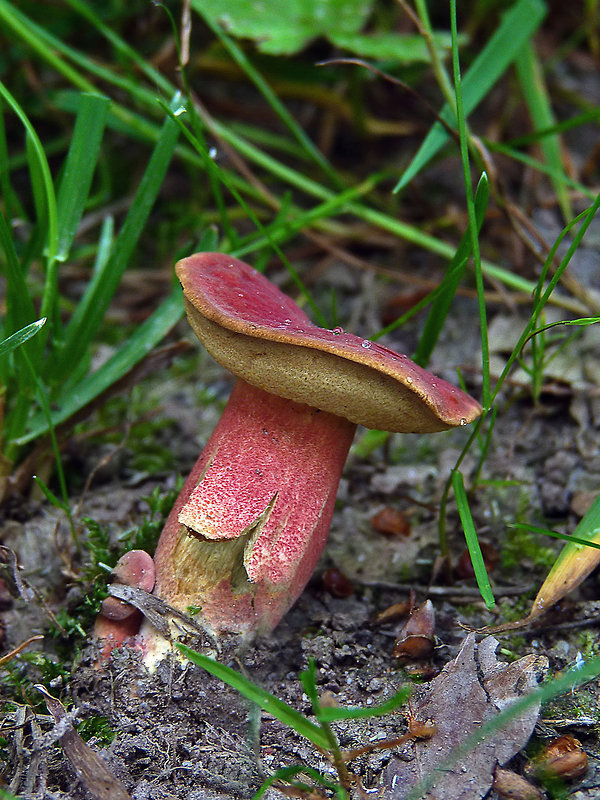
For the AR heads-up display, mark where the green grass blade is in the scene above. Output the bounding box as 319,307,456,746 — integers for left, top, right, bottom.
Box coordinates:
21,349,73,534
0,83,60,336
486,139,595,201
26,132,49,246
0,82,59,354
14,286,184,445
504,108,600,147
193,3,341,186
0,319,46,360
0,0,97,93
57,112,180,375
450,2,490,409
395,0,547,191
47,68,537,301
159,100,328,326
413,173,488,367
93,215,115,274
511,522,600,551
32,475,69,513
451,470,495,610
6,0,546,301
205,115,540,295
0,212,36,337
0,0,165,147
515,42,572,222
318,687,412,723
56,93,110,262
491,195,600,403
0,103,25,219
61,0,174,96
177,644,330,751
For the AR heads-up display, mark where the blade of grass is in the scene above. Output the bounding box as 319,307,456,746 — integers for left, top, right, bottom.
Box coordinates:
511,522,600,551
450,1,490,409
192,2,341,187
56,93,110,262
176,643,330,751
158,99,328,326
32,476,70,514
21,349,77,547
519,316,600,352
205,114,543,296
0,212,36,338
0,319,46,360
26,132,50,254
0,103,25,219
503,107,600,147
56,110,180,376
515,41,572,222
491,195,600,404
318,687,412,723
395,0,547,191
486,140,596,201
452,470,495,610
93,215,115,276
6,0,569,307
14,286,184,445
413,172,488,367
0,83,59,329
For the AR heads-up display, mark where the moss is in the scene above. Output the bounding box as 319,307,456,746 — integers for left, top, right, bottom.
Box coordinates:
575,630,600,661
78,715,117,746
501,524,557,571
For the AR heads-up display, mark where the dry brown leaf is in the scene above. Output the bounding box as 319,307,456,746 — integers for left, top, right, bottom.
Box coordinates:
381,634,547,799
36,686,132,800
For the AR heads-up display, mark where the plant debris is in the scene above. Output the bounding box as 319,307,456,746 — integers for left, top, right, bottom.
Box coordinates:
382,635,548,799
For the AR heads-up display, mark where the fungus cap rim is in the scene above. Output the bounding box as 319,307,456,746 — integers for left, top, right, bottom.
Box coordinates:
176,253,482,432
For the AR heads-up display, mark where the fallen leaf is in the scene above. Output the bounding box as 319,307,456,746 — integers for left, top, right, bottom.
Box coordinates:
382,634,547,799
492,766,543,800
524,734,589,781
35,686,131,800
393,600,436,661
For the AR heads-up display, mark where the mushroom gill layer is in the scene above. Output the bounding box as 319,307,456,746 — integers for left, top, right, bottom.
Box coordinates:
185,301,475,433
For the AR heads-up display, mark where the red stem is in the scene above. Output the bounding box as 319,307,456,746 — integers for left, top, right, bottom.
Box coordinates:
150,380,356,635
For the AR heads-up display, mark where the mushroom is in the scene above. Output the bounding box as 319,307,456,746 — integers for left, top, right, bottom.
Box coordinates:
142,253,481,649
93,550,155,660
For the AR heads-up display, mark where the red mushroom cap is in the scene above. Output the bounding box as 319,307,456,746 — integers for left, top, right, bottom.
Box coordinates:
176,253,481,433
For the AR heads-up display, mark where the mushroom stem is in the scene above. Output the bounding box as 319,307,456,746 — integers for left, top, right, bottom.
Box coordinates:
149,379,357,638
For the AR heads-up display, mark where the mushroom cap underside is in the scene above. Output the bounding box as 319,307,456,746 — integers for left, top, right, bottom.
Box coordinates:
176,253,482,433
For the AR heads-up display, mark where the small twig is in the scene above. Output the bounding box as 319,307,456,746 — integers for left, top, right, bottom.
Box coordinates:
107,583,217,646
180,0,191,66
0,634,44,667
8,705,28,795
316,57,458,142
356,579,533,598
511,614,600,638
25,712,46,796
